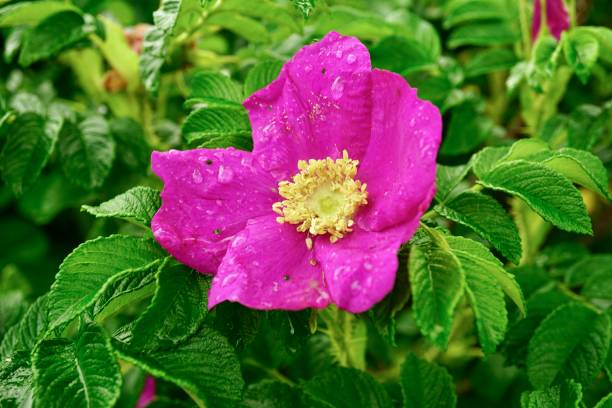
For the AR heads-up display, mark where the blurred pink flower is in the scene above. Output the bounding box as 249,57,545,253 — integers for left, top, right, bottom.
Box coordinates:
136,377,155,408
151,32,441,313
532,0,570,40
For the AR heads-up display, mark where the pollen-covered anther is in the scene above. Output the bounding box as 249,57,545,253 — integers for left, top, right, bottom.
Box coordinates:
273,150,368,246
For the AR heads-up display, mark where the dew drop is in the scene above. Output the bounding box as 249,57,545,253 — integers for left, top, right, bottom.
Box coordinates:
217,165,234,184
346,54,356,64
330,76,344,100
192,168,203,183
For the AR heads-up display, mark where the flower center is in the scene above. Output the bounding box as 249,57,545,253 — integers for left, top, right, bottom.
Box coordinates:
272,150,368,248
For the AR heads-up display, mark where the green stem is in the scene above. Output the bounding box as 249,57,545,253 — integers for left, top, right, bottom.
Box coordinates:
518,0,532,58
567,0,577,28
241,359,296,385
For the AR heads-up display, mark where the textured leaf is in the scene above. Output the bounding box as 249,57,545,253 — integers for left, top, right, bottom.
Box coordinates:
88,262,158,322
464,48,517,77
447,236,509,353
131,261,210,350
0,112,55,195
211,302,262,352
140,0,205,93
448,22,518,48
48,235,165,328
182,107,252,149
594,394,612,408
435,164,470,202
400,353,457,408
527,303,610,388
115,326,244,408
82,186,161,227
19,11,90,66
409,229,464,349
206,11,269,43
302,366,392,408
0,351,33,407
109,118,151,170
0,295,49,359
435,191,522,263
520,379,582,408
58,116,116,190
503,290,573,367
0,1,78,27
477,160,592,234
32,324,121,408
244,60,283,96
243,380,306,408
534,148,610,200
188,70,243,106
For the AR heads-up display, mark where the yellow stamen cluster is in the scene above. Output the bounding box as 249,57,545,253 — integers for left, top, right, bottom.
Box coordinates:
272,150,368,246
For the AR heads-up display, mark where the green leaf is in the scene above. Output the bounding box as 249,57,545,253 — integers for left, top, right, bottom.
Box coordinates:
594,394,612,408
81,186,161,227
409,229,465,348
446,236,511,353
32,324,121,408
109,118,151,170
443,0,507,29
371,36,436,74
292,0,317,18
0,112,55,195
115,326,244,408
527,303,610,388
212,302,262,352
464,48,517,78
0,351,33,407
435,164,470,202
440,101,493,156
58,116,116,190
477,160,592,234
244,60,283,96
0,291,27,339
19,11,91,66
448,22,518,48
222,0,299,32
131,261,210,351
89,262,158,322
182,107,252,149
400,353,457,408
206,11,269,43
520,379,582,408
503,290,573,367
567,103,610,150
187,70,243,107
48,235,165,328
563,30,599,84
0,295,49,359
531,148,610,200
243,380,306,408
0,1,78,27
302,366,392,408
581,261,612,301
140,0,205,93
17,172,93,225
435,191,522,263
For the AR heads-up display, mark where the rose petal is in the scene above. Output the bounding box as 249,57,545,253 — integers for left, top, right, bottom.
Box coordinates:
136,377,156,408
532,0,570,41
244,31,372,181
356,69,441,234
208,215,330,310
151,149,278,274
315,223,413,313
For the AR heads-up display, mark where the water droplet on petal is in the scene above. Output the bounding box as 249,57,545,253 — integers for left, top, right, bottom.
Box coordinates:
192,168,203,183
217,165,234,184
330,77,344,100
346,54,356,64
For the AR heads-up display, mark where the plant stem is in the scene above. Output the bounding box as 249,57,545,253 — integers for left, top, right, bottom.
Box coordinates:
518,0,532,58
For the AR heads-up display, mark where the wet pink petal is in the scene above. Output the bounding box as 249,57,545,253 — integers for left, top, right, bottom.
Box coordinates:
244,31,372,181
151,149,278,274
532,0,570,41
357,69,441,233
208,215,330,310
136,377,155,408
315,223,414,313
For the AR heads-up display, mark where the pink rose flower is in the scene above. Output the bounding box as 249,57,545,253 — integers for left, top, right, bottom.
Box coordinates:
136,377,156,408
532,0,570,41
151,32,441,313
